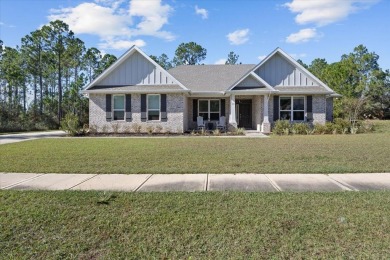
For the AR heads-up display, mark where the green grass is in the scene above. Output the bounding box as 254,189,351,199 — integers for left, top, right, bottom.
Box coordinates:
1,190,390,258
0,132,389,174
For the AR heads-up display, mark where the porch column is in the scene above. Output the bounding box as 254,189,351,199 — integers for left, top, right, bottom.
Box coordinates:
229,94,237,130
261,95,271,133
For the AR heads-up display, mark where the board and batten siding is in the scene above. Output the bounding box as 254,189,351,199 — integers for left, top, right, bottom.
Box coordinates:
97,52,176,86
236,75,264,87
254,53,317,87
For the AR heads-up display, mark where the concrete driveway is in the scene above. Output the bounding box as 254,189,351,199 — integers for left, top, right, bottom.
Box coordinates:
1,173,390,192
0,130,66,145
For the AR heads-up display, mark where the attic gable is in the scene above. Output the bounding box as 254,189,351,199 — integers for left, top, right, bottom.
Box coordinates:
97,51,175,86
235,74,265,88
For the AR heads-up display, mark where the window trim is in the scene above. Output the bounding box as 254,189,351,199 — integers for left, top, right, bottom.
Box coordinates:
112,94,125,121
279,96,306,122
147,94,161,121
198,99,220,121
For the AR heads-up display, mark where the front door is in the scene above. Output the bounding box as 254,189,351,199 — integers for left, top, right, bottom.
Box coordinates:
237,100,252,129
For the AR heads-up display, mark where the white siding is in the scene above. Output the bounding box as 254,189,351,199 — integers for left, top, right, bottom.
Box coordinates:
97,52,176,86
254,53,317,87
236,75,264,87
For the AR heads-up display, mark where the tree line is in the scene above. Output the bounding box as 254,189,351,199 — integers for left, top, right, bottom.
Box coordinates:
0,20,117,132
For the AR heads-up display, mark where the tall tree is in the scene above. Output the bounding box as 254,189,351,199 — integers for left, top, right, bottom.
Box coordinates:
150,53,173,70
95,54,117,76
225,51,239,65
173,42,206,65
83,47,101,83
42,20,74,123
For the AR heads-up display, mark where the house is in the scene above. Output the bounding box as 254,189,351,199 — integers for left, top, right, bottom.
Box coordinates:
82,46,339,133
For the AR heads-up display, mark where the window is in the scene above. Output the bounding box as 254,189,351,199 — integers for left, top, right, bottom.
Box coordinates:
198,99,220,121
280,96,305,121
113,95,125,120
147,94,160,120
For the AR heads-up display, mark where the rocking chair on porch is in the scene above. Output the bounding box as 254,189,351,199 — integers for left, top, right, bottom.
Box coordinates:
197,116,206,130
216,116,226,131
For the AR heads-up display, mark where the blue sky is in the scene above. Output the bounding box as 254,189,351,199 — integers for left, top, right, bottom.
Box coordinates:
1,0,389,70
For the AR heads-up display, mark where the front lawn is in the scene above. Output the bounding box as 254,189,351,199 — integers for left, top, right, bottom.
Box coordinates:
0,130,389,174
1,190,390,258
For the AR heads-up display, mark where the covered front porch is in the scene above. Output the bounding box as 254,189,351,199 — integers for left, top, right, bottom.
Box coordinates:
186,94,271,133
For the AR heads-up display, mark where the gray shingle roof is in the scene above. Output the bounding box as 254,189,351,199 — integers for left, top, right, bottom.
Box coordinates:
168,64,255,91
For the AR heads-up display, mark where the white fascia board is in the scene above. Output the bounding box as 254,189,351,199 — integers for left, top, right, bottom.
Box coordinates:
83,46,189,91
225,90,278,95
276,91,332,95
83,89,190,94
189,91,226,97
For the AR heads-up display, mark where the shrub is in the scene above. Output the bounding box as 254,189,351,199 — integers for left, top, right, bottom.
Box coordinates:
101,124,109,134
89,124,98,134
60,113,80,136
131,123,141,134
236,127,245,135
112,123,120,134
291,122,310,135
154,125,163,134
212,128,221,136
313,124,327,135
273,120,290,135
358,120,375,133
333,118,351,134
146,125,154,135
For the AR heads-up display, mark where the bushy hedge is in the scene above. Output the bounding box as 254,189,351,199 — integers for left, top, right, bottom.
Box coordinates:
272,119,374,135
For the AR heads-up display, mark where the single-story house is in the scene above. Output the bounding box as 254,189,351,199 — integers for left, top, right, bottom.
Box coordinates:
82,46,339,133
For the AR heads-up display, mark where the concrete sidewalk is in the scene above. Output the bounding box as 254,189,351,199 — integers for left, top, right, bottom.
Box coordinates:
0,131,66,145
1,173,390,192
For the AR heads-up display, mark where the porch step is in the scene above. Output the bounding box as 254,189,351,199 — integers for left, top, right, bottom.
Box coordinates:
244,130,269,138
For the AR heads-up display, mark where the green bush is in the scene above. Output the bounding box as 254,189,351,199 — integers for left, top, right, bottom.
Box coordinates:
273,120,291,135
291,123,310,135
60,113,80,136
333,118,351,134
313,124,328,135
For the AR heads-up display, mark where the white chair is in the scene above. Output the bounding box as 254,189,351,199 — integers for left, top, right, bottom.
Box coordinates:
216,116,226,131
197,116,205,130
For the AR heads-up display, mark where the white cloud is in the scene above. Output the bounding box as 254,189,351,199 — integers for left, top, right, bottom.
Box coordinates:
284,0,379,26
286,28,318,43
195,5,208,19
98,38,146,50
258,55,267,61
214,58,227,65
226,29,250,45
289,53,307,59
48,0,175,51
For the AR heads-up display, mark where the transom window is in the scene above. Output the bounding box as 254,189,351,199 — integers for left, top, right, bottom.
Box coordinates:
147,94,160,121
280,96,305,121
199,99,220,121
113,95,125,120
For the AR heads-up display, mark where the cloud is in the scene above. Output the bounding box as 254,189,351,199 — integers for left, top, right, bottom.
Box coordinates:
195,5,208,19
214,58,227,64
48,0,175,51
0,21,16,28
98,38,146,50
289,53,307,59
258,55,267,61
286,28,318,43
226,29,250,45
284,0,380,26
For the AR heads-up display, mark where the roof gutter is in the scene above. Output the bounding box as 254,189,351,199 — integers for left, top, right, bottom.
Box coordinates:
82,89,191,94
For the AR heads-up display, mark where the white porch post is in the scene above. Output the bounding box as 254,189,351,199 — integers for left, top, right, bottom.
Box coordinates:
261,95,271,133
229,94,237,129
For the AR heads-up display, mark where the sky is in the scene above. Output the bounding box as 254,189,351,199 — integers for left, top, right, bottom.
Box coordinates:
1,0,389,70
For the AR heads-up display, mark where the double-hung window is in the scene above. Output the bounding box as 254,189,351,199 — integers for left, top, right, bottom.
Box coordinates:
280,96,305,121
198,99,220,121
113,95,125,120
147,94,160,120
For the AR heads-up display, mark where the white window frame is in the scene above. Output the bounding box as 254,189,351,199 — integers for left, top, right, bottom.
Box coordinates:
279,96,305,122
198,99,220,121
147,94,160,121
113,94,125,121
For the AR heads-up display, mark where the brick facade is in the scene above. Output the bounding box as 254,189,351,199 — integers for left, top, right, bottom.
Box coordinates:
89,93,185,133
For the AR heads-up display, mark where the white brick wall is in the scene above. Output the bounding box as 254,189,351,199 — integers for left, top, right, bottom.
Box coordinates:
89,93,185,133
